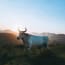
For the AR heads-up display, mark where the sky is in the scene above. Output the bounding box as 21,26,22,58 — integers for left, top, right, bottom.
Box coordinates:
0,0,65,34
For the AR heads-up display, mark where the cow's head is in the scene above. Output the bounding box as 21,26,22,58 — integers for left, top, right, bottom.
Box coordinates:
17,27,29,47
17,27,27,40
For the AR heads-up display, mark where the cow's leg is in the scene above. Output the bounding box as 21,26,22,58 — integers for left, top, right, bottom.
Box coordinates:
23,45,26,53
24,44,31,56
28,45,31,52
40,43,47,54
43,43,47,48
39,46,43,55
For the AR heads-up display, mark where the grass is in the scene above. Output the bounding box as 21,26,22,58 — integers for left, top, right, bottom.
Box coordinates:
0,44,65,65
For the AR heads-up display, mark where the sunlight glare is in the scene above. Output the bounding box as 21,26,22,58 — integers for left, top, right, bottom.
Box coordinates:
11,24,26,33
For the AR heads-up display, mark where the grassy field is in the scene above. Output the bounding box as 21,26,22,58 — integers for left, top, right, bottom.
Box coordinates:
0,45,65,65
0,33,65,65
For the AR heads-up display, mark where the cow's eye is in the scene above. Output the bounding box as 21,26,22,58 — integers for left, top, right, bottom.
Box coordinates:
17,37,20,40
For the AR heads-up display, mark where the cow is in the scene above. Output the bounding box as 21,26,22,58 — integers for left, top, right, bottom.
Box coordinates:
17,28,48,51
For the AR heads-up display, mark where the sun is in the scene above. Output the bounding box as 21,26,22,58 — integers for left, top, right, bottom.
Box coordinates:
11,28,18,32
10,25,26,34
11,26,18,33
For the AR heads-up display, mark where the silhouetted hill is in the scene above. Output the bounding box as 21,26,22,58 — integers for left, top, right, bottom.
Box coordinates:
0,32,23,46
41,33,65,45
0,29,18,35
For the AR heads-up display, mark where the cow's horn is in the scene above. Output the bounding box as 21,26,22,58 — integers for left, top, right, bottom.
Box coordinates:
24,27,27,32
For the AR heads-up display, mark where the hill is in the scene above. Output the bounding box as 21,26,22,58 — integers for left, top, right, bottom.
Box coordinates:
41,33,65,45
0,32,23,46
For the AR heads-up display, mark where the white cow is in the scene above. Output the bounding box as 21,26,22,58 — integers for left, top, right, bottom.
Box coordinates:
17,28,48,50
